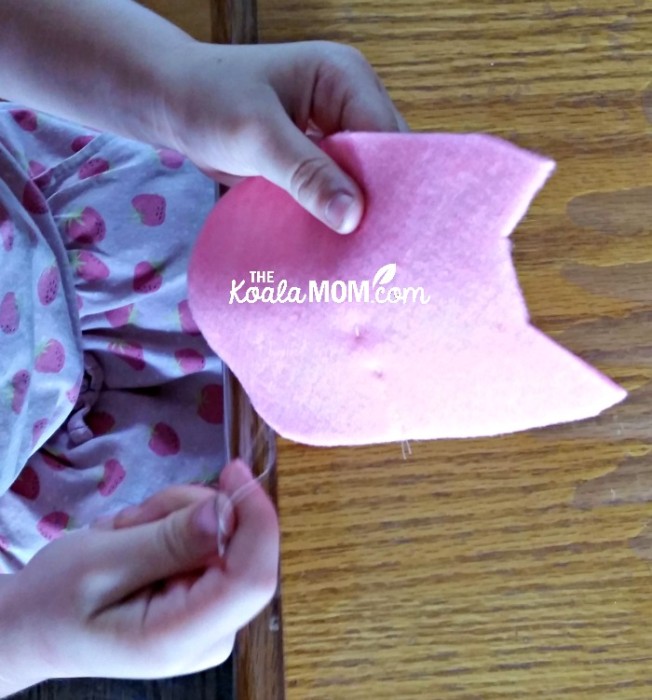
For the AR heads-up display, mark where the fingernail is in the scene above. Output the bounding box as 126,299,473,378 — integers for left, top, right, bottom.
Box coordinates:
193,496,219,536
325,192,358,234
216,492,235,540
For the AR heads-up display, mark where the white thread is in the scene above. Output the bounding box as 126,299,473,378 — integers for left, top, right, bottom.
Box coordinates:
229,420,276,506
217,418,275,557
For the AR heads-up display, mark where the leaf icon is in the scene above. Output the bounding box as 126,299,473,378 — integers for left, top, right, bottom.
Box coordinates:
372,263,397,288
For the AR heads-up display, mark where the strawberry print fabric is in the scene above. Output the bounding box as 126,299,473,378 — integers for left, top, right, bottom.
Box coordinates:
0,104,225,572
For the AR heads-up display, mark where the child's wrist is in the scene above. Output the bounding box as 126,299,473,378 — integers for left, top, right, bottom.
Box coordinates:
116,36,201,150
154,41,228,155
0,572,50,693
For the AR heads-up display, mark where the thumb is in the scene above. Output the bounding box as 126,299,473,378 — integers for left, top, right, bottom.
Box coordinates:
254,103,364,234
85,493,226,607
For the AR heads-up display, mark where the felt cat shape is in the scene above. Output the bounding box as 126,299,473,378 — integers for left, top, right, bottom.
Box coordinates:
189,133,626,447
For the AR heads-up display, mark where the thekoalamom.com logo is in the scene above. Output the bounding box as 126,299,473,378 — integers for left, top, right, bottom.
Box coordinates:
228,263,431,305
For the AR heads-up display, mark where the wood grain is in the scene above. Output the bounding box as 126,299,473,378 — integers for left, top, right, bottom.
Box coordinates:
210,0,258,44
257,1,652,698
141,0,212,41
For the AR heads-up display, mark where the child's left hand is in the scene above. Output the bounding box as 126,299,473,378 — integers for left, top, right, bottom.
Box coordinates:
1,459,278,686
160,41,407,233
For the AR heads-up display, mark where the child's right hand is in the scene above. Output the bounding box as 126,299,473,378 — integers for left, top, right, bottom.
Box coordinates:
0,1,406,234
161,40,407,234
0,459,278,689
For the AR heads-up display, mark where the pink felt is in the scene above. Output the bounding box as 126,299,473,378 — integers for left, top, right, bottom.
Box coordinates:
188,133,626,447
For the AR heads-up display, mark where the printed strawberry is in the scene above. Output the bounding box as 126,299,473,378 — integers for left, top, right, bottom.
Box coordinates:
177,299,201,335
175,348,205,374
157,148,185,169
132,193,166,226
9,465,40,500
0,219,14,252
66,375,83,404
37,264,59,305
35,338,65,373
64,207,106,245
32,417,48,447
41,451,71,471
11,369,30,414
86,410,115,435
10,109,37,132
79,157,110,180
98,458,126,497
0,292,19,333
37,511,71,540
22,180,48,214
148,422,180,456
133,260,163,294
70,250,110,281
105,303,135,328
198,383,224,424
108,339,145,371
71,135,95,153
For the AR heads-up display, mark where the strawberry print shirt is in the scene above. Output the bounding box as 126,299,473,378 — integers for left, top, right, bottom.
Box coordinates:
0,113,85,496
0,104,225,571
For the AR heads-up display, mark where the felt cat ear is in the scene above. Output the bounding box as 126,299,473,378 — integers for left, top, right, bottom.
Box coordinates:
188,133,626,447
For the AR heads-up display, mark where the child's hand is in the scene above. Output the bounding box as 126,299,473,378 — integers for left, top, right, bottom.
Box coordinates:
1,459,278,686
162,41,407,233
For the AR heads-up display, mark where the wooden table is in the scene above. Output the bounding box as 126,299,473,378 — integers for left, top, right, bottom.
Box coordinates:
256,1,652,697
135,0,652,696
